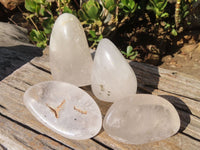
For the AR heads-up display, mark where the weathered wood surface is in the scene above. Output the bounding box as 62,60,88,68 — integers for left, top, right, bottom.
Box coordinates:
0,114,69,150
0,48,200,149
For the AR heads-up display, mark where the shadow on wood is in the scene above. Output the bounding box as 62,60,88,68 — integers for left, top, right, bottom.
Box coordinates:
0,45,43,81
161,95,191,132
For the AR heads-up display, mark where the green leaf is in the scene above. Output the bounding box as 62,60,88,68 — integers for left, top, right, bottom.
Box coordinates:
78,9,89,21
183,11,189,18
130,51,138,60
63,6,73,14
25,0,37,13
160,0,168,10
87,5,99,19
123,6,130,13
88,38,95,41
30,29,46,43
42,18,54,34
89,30,97,38
129,51,135,56
156,1,163,8
36,41,47,48
119,0,137,14
120,0,126,6
130,54,137,60
129,0,135,9
35,0,43,3
39,6,45,16
30,29,40,42
160,12,169,18
148,0,157,9
30,29,47,48
164,23,170,29
126,45,133,54
121,51,127,55
171,29,178,36
26,14,35,19
79,0,102,22
103,0,116,13
97,34,103,42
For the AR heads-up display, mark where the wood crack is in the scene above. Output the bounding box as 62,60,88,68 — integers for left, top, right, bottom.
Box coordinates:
0,143,7,150
0,104,7,110
91,138,113,150
1,81,25,92
0,112,74,149
29,62,51,74
181,132,200,142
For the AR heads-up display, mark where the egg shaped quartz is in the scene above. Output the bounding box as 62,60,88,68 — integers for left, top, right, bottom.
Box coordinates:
23,81,102,140
103,94,180,144
91,38,137,102
49,13,93,87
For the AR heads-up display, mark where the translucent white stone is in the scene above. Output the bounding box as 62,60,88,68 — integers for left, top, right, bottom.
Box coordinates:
49,13,93,87
23,81,102,140
103,94,180,144
91,38,137,102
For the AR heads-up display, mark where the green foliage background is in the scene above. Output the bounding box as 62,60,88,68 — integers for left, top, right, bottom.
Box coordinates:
24,0,197,58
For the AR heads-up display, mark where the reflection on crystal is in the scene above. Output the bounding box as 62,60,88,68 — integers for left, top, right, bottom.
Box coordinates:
103,94,180,144
91,38,137,102
24,81,102,140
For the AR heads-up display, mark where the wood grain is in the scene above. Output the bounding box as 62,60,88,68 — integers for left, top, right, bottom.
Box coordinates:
0,114,70,150
31,50,200,101
0,48,200,149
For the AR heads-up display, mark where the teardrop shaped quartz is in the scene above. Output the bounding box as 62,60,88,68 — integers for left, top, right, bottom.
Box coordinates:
103,94,180,144
23,81,102,140
49,13,93,87
91,38,137,102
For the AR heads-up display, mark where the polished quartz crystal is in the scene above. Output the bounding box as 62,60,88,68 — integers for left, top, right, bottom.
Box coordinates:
49,13,93,87
103,94,180,144
23,81,102,140
91,38,137,102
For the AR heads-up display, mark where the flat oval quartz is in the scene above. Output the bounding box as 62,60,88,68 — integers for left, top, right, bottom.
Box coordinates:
49,13,93,87
103,94,180,144
91,38,137,102
23,81,102,140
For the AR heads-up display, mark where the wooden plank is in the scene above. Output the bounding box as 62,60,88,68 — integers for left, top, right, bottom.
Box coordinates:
1,62,52,92
31,50,200,101
83,86,200,141
0,114,70,150
0,61,200,149
0,65,108,149
94,131,200,150
30,52,200,118
0,83,107,150
129,61,200,101
140,87,200,118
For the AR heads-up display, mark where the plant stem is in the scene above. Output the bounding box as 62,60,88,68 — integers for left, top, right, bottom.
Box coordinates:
29,17,39,31
57,0,62,14
73,0,80,8
8,17,18,26
175,0,181,28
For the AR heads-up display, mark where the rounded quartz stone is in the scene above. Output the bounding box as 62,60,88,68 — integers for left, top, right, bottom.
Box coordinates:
49,13,93,87
23,81,102,140
91,38,137,102
103,94,180,144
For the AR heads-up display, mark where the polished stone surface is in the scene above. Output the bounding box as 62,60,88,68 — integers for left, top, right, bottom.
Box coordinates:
91,38,137,102
24,81,102,140
103,94,180,144
49,13,93,87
